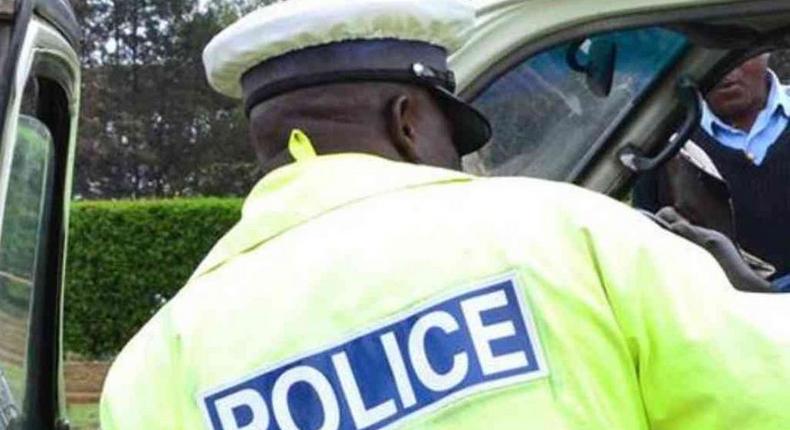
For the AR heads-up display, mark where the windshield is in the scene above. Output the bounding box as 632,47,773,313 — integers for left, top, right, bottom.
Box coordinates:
465,27,689,180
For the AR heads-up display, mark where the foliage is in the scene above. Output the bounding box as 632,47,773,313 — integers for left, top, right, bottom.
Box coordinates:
64,198,242,358
71,0,277,199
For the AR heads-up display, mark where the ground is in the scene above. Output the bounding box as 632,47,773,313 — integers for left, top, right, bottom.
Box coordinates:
68,403,100,430
65,360,109,429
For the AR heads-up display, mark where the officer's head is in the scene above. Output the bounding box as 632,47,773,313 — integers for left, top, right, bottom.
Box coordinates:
203,0,490,174
247,79,459,172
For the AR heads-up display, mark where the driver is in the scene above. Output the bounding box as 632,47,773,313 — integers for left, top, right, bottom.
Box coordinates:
635,54,790,290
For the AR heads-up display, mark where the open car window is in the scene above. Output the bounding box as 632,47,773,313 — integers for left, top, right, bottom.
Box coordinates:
0,82,55,426
631,50,790,291
464,27,689,181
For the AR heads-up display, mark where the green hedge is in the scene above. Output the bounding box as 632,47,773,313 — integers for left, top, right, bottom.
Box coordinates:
64,198,243,358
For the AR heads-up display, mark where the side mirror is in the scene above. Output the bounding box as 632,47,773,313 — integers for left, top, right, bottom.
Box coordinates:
566,38,617,97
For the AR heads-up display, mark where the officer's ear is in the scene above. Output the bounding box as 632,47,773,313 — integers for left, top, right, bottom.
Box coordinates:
389,94,423,164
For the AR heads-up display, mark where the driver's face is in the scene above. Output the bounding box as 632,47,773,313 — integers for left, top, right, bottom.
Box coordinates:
706,54,770,123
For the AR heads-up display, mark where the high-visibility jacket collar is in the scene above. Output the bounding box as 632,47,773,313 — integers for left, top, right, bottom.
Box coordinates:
191,153,474,279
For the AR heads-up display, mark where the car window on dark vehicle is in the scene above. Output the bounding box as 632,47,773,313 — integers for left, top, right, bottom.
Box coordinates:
465,27,688,180
0,78,55,425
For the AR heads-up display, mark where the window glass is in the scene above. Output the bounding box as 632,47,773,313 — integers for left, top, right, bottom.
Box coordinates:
0,103,53,417
465,27,689,180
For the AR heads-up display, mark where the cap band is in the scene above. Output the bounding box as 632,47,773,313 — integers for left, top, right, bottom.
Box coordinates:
241,39,454,114
244,67,455,116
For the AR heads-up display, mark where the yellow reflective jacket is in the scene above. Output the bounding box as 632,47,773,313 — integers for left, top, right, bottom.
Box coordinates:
101,148,790,430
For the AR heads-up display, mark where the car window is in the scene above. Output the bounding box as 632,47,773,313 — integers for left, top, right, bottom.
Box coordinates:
0,79,54,422
464,27,689,180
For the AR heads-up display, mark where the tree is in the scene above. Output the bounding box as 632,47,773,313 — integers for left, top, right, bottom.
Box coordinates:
73,0,278,199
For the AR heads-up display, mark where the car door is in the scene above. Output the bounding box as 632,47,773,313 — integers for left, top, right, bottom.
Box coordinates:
453,0,790,196
0,1,80,428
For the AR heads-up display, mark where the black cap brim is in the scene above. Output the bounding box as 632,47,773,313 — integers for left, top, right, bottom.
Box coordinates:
241,39,492,156
431,86,492,156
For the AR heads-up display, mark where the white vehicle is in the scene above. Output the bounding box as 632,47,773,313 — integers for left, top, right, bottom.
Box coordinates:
454,0,790,193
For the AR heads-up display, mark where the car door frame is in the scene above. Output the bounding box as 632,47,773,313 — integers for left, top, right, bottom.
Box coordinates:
453,0,790,195
0,4,80,428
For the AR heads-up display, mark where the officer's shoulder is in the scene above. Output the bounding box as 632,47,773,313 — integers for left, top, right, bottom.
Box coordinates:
103,302,176,390
464,176,662,235
468,176,626,211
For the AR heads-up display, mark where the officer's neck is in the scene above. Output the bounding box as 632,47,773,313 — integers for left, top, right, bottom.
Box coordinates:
257,128,411,177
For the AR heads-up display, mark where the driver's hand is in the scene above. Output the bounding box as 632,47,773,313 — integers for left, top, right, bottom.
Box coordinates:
656,207,731,252
656,207,773,293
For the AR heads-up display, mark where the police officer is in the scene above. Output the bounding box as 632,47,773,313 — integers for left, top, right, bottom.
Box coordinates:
100,1,790,429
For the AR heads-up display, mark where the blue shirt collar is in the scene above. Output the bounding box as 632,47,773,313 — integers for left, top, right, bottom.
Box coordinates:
701,69,790,136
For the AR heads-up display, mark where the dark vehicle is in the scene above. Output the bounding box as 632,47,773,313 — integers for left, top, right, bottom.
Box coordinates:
0,0,79,428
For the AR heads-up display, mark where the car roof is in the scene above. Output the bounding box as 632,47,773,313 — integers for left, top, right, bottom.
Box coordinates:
465,0,503,8
466,0,524,13
6,0,80,48
37,0,80,48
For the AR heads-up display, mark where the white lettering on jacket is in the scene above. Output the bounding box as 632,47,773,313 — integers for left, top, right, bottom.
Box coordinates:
200,275,548,430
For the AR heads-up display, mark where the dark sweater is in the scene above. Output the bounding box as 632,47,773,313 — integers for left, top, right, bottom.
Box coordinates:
694,125,790,275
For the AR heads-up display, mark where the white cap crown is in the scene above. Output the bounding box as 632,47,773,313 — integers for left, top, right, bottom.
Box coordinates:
203,0,476,98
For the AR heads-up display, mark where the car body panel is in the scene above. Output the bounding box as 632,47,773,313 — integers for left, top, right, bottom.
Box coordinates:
452,0,790,198
454,0,781,93
0,1,79,426
36,0,80,47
